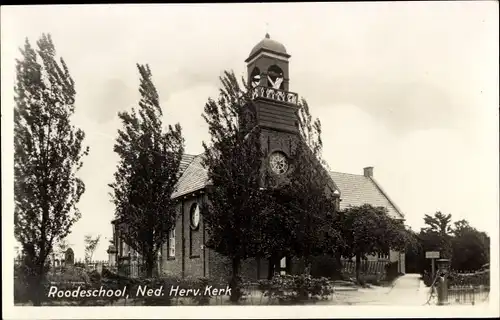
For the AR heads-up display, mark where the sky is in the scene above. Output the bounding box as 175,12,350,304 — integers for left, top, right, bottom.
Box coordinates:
2,2,499,261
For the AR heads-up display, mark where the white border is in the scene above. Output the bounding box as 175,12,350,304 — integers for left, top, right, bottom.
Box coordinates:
2,3,499,319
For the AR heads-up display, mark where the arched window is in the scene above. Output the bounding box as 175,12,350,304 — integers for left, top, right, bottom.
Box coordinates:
267,65,284,90
250,67,261,88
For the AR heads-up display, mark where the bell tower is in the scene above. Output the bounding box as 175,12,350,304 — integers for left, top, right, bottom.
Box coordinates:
245,33,301,184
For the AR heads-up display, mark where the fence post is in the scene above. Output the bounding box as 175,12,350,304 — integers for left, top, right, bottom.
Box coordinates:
436,259,450,306
436,276,447,305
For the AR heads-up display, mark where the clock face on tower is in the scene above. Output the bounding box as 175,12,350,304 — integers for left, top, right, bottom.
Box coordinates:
269,151,289,175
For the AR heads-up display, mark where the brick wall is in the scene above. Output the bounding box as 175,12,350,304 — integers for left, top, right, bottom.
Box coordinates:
160,194,208,279
160,202,182,276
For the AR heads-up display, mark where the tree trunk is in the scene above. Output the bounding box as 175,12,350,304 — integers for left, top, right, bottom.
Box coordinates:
286,256,293,274
335,251,342,280
145,252,155,278
229,257,242,303
304,255,311,275
267,255,276,280
355,254,361,284
30,269,45,306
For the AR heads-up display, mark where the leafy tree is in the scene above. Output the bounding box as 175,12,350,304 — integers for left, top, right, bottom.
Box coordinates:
260,96,343,277
84,234,101,264
297,98,324,166
420,211,453,259
109,64,184,277
14,34,89,305
14,246,22,262
265,137,342,277
296,97,345,260
403,228,424,273
450,220,489,271
409,215,490,274
451,219,474,236
202,69,345,293
422,211,453,235
55,238,70,261
341,204,414,282
201,70,272,301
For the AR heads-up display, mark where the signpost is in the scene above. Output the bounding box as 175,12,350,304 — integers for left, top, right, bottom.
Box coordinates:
426,251,440,280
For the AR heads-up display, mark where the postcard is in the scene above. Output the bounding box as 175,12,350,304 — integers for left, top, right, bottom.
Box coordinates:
1,2,499,319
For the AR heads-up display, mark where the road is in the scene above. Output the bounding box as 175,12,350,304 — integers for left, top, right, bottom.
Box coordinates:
329,274,433,306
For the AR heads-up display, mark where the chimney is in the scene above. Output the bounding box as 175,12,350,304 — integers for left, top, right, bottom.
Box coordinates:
363,166,373,178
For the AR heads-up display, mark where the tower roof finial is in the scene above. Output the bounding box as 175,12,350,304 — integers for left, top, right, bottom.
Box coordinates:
265,32,270,39
265,22,270,38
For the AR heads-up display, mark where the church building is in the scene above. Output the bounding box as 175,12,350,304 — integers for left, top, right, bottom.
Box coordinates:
108,34,406,280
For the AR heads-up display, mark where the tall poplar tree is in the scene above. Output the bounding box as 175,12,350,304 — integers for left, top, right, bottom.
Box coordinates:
265,97,343,276
201,70,268,302
14,34,89,305
297,98,323,163
109,64,184,277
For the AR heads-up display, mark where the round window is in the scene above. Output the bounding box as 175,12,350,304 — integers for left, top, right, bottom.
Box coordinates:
191,203,200,229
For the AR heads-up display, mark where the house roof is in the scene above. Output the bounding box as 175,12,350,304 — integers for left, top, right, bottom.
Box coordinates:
328,171,404,219
172,154,404,220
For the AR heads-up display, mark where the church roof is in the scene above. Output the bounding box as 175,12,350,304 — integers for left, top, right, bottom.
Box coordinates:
172,154,210,199
172,153,404,220
328,171,404,220
179,154,197,175
245,33,290,62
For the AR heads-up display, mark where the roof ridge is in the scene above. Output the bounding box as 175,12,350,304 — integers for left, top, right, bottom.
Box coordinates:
186,155,207,171
330,171,365,177
368,177,405,219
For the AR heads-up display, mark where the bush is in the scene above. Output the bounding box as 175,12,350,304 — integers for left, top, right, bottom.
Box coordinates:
189,277,220,305
14,261,51,304
381,261,403,284
138,278,176,306
88,270,101,285
14,264,29,303
310,255,341,279
14,275,30,303
257,274,333,305
447,270,490,288
47,266,90,284
421,271,434,287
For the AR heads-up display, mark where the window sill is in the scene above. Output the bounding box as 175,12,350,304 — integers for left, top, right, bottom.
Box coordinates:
167,257,176,261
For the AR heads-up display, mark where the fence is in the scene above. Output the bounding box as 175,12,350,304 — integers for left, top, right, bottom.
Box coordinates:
116,259,161,278
83,260,108,273
14,256,109,273
446,269,490,305
341,259,388,276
